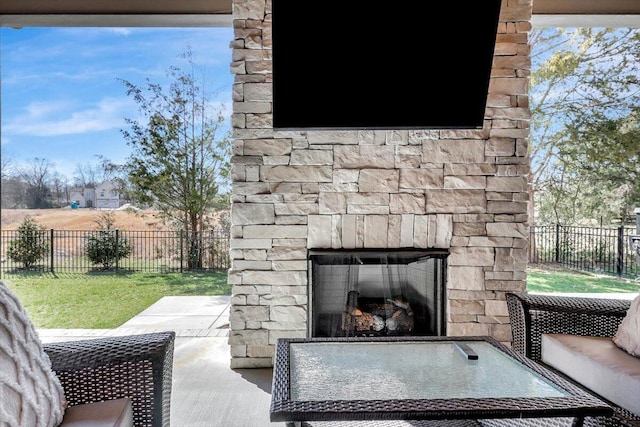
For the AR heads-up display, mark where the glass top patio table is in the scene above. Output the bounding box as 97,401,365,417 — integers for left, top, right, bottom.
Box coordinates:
270,336,613,425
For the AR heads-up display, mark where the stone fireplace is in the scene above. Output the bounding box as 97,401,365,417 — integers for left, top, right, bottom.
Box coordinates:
228,0,532,368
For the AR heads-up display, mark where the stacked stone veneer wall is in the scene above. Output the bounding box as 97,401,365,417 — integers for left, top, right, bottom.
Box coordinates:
229,0,533,368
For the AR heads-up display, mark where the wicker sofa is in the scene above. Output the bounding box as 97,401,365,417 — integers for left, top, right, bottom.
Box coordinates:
506,292,640,427
46,331,175,427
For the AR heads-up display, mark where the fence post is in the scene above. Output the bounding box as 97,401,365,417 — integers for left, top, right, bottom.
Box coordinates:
115,229,120,272
556,224,560,264
50,229,54,273
179,230,184,273
617,226,624,277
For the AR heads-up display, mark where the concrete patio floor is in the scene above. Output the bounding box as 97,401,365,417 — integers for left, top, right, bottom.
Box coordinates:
36,292,638,427
38,295,284,427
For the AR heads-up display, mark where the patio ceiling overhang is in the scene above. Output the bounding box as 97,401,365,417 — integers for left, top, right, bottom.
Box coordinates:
0,0,232,27
533,0,640,27
0,0,639,28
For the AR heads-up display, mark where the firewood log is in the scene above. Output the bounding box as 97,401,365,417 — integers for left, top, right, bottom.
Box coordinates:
387,309,414,332
354,312,384,331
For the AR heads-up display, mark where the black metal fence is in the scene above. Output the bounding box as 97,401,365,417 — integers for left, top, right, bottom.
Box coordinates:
530,224,640,279
1,228,230,274
5,224,637,278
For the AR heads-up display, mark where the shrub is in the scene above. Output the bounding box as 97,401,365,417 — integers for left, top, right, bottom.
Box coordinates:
7,217,49,268
85,230,133,269
85,211,132,269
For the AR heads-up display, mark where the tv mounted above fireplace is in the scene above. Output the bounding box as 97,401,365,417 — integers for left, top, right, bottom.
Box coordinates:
271,0,503,130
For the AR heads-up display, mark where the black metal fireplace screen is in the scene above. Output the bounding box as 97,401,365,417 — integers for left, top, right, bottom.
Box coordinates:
309,250,447,338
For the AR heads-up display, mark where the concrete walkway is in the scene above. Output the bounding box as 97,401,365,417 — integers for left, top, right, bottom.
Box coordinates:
38,295,232,342
38,295,283,427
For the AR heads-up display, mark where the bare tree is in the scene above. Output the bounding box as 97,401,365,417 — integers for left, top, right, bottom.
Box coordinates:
20,157,54,209
50,172,70,207
73,156,119,189
1,152,14,180
73,162,100,188
0,152,23,207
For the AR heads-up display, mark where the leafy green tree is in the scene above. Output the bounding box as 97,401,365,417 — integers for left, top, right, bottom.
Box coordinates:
7,217,49,269
119,46,230,270
530,28,640,225
85,211,132,269
561,113,640,221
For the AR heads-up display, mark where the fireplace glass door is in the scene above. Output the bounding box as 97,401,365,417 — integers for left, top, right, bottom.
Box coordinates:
309,250,447,338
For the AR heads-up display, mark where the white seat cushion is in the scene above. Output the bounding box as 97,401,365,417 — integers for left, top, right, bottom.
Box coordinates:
60,397,134,427
541,333,640,416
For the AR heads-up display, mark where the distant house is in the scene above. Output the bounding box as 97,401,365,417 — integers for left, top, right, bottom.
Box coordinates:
95,181,120,209
70,181,122,209
68,190,87,208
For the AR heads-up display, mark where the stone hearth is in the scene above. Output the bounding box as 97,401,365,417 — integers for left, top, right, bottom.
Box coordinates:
228,0,532,368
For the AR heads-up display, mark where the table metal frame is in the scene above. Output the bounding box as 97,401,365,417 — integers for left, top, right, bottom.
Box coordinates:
270,336,613,427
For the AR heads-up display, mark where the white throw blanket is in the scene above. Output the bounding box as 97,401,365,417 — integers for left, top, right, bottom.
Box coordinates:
0,281,67,427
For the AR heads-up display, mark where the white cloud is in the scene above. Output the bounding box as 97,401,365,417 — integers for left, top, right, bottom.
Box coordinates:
4,97,135,137
105,28,132,36
57,27,132,37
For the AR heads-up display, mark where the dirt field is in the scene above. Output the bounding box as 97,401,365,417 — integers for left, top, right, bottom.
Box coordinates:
0,208,168,231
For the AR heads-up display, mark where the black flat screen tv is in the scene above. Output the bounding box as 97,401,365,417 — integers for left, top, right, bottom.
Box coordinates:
272,0,502,130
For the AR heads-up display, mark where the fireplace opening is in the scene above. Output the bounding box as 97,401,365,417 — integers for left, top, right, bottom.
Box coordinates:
309,250,447,338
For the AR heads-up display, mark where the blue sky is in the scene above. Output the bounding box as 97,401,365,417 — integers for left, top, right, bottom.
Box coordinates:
1,26,233,179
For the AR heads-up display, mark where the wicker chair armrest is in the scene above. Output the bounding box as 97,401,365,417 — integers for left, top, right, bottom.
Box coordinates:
506,292,630,361
44,331,175,427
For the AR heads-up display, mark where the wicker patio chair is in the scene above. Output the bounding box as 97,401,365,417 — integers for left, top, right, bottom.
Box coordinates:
45,331,175,427
506,292,640,427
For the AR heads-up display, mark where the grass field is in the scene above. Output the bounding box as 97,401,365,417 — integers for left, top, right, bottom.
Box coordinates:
527,265,640,294
1,208,233,328
2,263,638,329
2,271,230,328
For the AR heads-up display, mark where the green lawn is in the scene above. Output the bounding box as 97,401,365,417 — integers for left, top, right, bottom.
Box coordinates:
3,265,638,330
2,271,230,329
527,267,640,294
